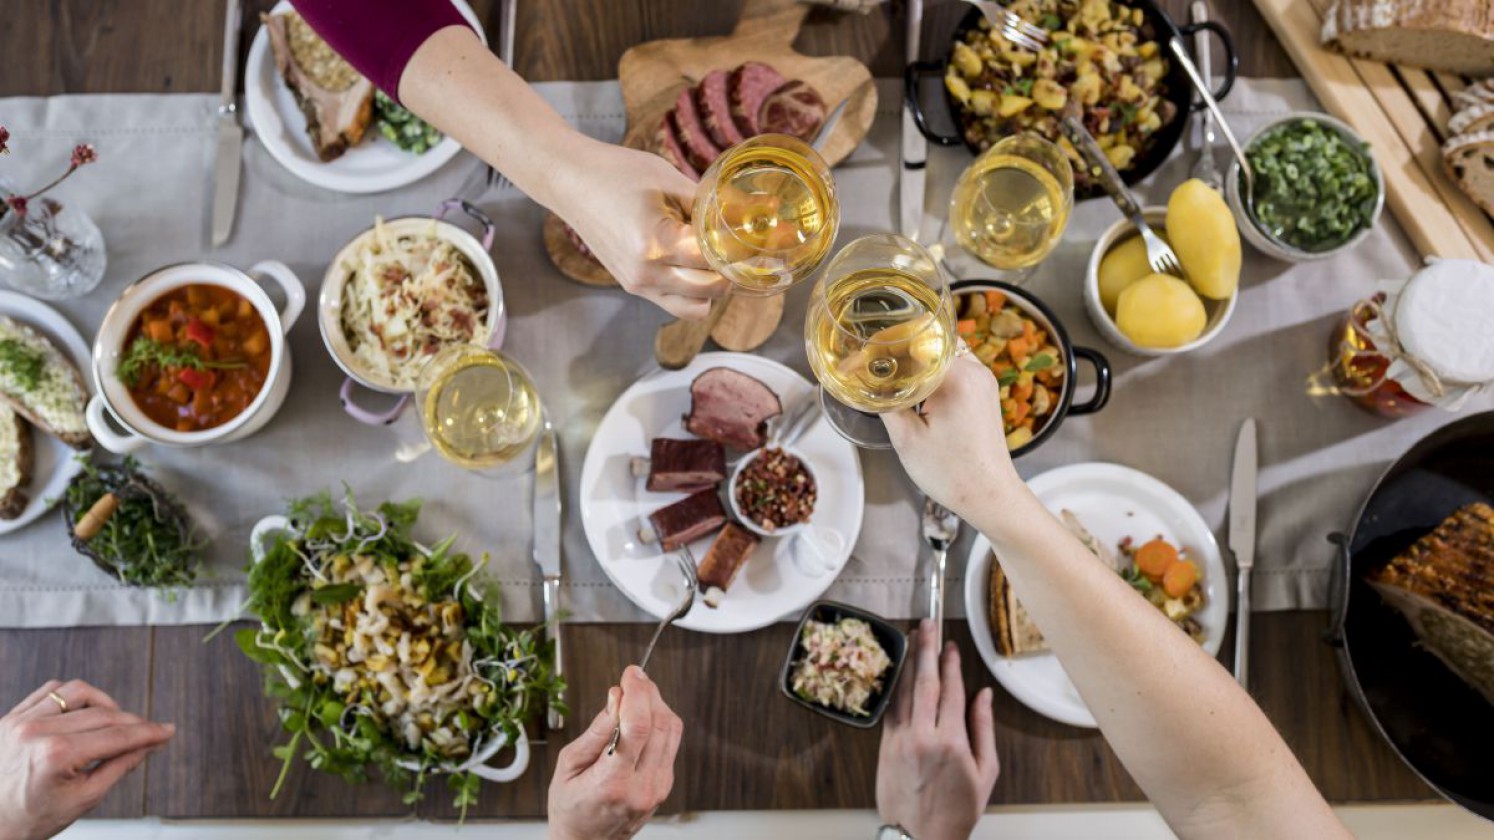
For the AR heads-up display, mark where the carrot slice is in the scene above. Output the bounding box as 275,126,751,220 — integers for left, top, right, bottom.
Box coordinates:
1163,560,1199,598
1135,539,1179,581
985,290,1007,312
957,319,978,336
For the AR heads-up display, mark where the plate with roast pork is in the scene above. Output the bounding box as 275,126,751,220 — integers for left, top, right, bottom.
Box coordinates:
244,0,484,194
579,352,864,633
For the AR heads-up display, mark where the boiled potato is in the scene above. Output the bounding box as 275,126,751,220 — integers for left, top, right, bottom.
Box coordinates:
1097,233,1155,314
1166,179,1241,300
1116,274,1207,348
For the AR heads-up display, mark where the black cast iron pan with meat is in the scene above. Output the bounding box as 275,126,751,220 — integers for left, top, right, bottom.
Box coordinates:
906,0,1236,198
1325,410,1494,820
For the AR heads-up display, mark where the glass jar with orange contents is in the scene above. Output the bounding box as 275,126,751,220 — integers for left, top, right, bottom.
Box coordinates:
1329,259,1494,418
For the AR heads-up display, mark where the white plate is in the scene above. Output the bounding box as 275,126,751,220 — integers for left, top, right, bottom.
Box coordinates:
0,292,91,535
963,462,1229,728
579,352,865,634
243,0,485,194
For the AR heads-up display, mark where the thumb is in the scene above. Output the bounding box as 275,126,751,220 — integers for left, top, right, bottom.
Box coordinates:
654,214,712,272
881,406,925,453
555,688,620,778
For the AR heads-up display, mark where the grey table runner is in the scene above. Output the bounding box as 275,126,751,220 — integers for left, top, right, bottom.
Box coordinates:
0,78,1487,628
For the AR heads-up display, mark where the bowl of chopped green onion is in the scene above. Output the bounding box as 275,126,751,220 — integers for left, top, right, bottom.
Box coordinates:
1226,113,1383,262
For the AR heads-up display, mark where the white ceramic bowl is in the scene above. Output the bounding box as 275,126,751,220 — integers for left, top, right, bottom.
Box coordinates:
248,514,531,783
1083,207,1237,358
87,261,305,453
319,207,506,425
727,445,820,539
1225,112,1384,263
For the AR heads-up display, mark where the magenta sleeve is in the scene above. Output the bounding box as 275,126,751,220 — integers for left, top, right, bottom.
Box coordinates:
291,0,471,103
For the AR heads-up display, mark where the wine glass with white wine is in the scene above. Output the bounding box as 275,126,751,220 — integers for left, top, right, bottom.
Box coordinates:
805,234,956,449
694,134,840,297
948,133,1073,283
416,344,543,476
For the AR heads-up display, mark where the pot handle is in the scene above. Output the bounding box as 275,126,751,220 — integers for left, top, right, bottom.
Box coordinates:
1177,21,1238,110
85,395,147,454
435,198,497,251
1068,347,1112,415
905,61,965,147
1323,532,1351,648
467,729,530,783
486,309,508,351
247,260,306,335
339,378,410,426
249,515,292,564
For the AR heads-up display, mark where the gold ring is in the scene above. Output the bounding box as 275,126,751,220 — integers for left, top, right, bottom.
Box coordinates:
47,691,68,713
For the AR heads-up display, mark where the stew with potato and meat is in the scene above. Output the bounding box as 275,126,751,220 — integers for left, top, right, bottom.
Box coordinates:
118,284,272,432
955,289,1065,450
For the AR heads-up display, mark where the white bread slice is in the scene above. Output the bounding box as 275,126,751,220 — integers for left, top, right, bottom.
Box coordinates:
1453,80,1494,112
1442,130,1494,217
1322,0,1494,76
1449,103,1494,137
0,404,33,520
0,315,90,449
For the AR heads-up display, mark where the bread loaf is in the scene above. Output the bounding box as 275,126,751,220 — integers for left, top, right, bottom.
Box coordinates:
1449,103,1494,137
1442,130,1494,216
1322,0,1494,76
0,404,32,520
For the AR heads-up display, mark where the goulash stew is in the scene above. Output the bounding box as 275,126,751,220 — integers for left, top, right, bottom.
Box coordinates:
117,284,272,432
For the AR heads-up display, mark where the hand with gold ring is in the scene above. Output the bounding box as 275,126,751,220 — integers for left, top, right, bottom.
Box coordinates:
0,680,175,840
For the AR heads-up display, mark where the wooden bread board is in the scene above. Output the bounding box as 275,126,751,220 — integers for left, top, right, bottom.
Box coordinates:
1252,0,1494,263
542,0,877,351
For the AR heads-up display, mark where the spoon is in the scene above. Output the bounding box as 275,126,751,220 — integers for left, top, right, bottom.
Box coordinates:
605,545,697,756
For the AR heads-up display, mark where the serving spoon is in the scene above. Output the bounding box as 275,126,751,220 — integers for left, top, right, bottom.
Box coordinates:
605,545,698,756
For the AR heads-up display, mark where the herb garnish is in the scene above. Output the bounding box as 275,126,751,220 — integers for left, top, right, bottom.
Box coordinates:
231,491,563,820
1023,353,1055,372
63,455,202,591
116,337,245,388
1244,118,1378,252
0,338,44,392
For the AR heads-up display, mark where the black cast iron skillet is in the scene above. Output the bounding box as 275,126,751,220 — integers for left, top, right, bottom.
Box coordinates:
907,0,1238,198
1326,410,1494,821
949,279,1110,458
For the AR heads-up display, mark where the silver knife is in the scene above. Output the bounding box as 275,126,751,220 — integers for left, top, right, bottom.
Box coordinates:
1228,417,1257,688
499,0,517,66
899,0,927,241
211,0,244,248
532,421,564,729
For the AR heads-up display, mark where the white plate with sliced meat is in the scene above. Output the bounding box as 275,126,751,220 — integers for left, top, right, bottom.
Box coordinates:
0,292,92,535
244,0,484,194
579,352,864,634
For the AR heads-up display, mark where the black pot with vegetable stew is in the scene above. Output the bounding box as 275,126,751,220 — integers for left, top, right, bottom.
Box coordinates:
950,280,1110,457
907,0,1237,198
117,284,273,432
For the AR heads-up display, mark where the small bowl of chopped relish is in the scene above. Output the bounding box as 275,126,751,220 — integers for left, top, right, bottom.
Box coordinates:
729,445,819,538
1226,113,1384,262
779,600,908,728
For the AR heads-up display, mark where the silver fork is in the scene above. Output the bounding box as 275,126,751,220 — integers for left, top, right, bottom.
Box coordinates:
1058,113,1183,278
605,546,697,755
922,498,961,649
959,0,1049,51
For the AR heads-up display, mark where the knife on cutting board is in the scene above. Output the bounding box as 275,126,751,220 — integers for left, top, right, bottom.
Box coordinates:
1229,418,1257,688
900,0,927,241
211,0,244,248
532,421,565,729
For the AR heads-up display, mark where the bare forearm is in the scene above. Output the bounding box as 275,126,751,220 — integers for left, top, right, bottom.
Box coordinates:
966,489,1346,839
398,26,594,212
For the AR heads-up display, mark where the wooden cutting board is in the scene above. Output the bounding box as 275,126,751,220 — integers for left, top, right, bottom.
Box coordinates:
543,0,877,350
1251,0,1494,262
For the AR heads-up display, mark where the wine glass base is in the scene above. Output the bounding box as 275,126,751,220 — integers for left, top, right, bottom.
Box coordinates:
819,387,894,450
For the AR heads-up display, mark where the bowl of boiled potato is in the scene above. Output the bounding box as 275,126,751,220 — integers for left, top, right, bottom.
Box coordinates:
1084,179,1241,356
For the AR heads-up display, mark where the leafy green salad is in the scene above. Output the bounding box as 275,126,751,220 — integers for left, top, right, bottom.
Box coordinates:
1244,118,1379,252
374,92,443,155
231,491,561,816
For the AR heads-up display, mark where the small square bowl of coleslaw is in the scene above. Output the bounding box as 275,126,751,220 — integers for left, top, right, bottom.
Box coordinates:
779,600,907,728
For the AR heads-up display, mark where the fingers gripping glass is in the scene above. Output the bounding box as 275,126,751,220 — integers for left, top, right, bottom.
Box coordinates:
804,234,957,449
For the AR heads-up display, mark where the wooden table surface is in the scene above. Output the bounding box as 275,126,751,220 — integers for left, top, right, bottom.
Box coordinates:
0,0,1434,822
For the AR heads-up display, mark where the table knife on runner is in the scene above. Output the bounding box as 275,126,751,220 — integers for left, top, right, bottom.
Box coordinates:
532,422,565,729
211,0,244,248
899,0,927,241
1229,418,1257,688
